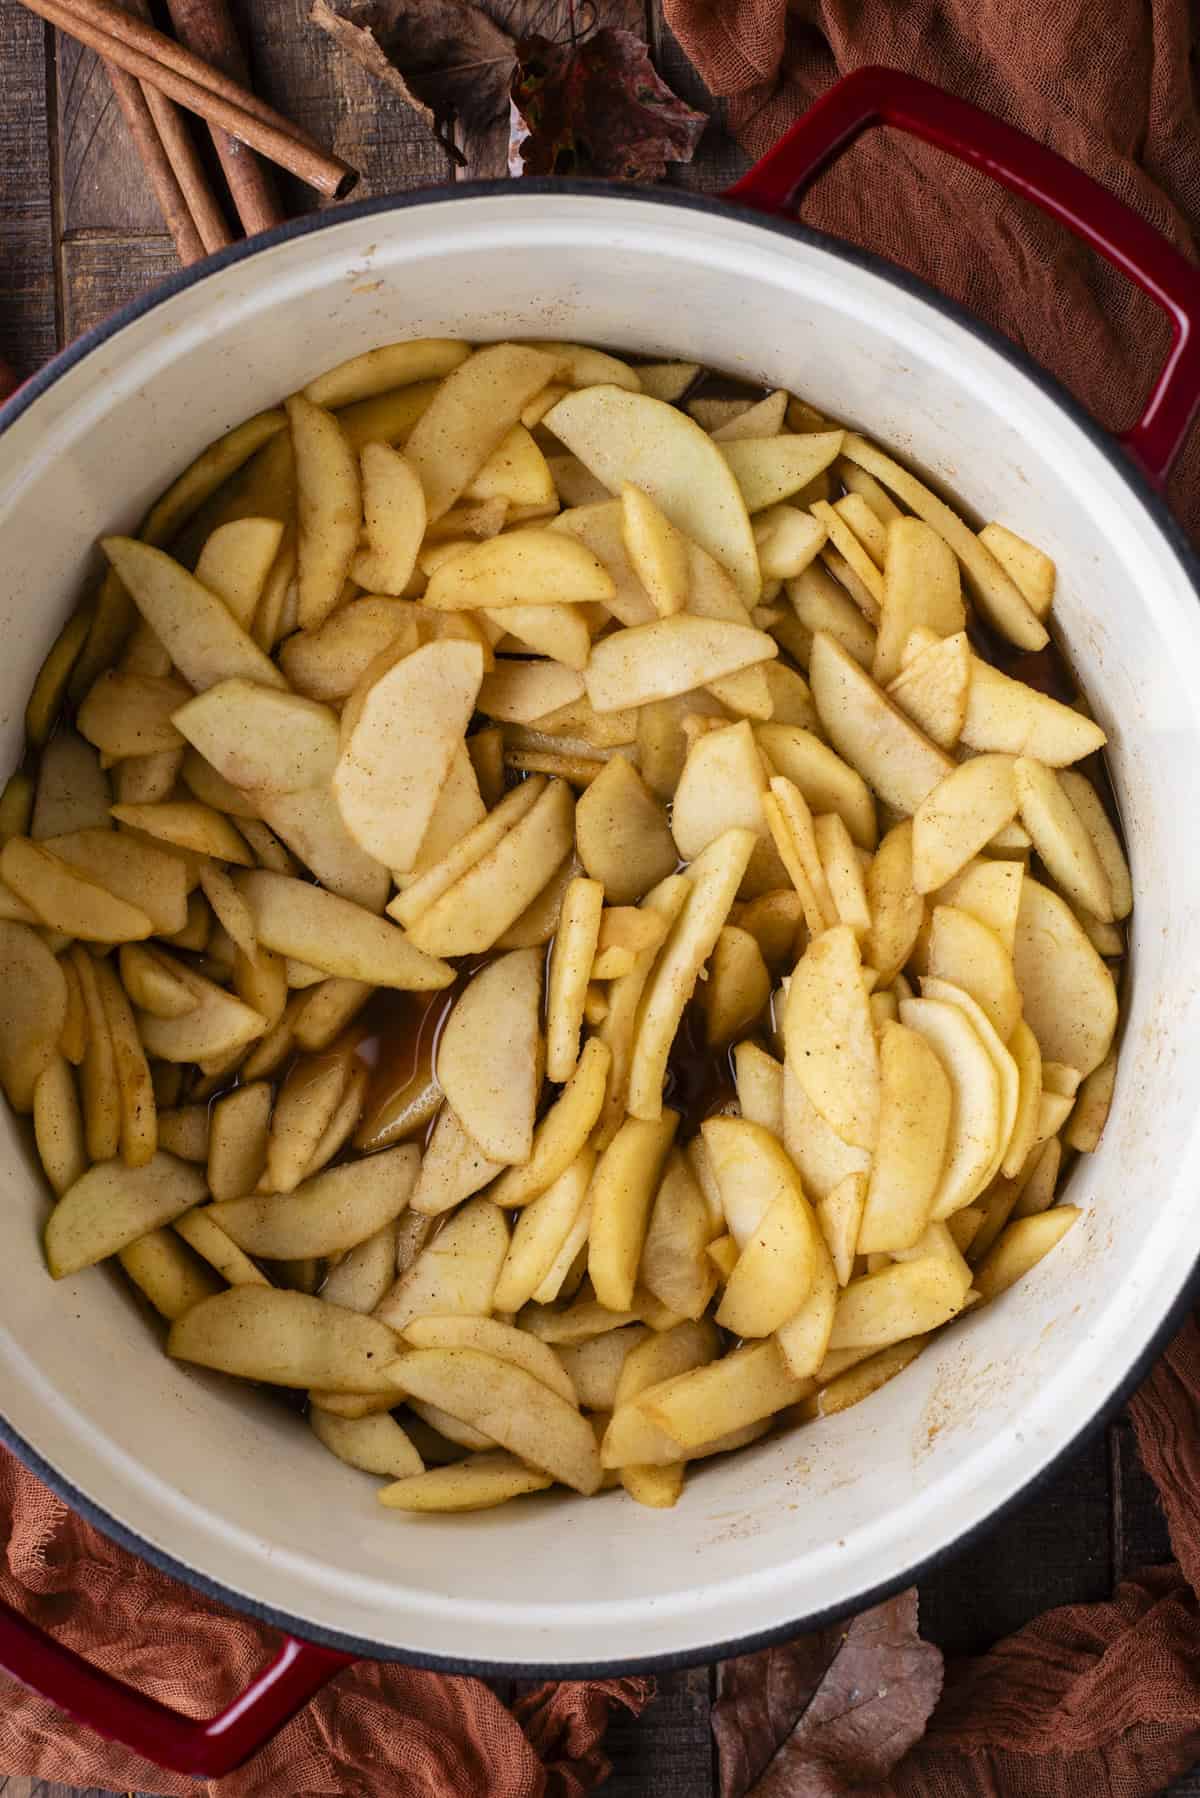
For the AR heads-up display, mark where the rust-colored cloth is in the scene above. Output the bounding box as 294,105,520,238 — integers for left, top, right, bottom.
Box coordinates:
665,0,1200,538
883,1317,1200,1795
0,1446,650,1795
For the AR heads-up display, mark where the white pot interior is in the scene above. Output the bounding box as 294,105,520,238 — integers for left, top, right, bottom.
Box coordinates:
2,188,1199,1669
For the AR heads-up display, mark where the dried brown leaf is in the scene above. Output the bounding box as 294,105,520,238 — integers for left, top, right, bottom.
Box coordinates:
311,0,515,153
713,1590,943,1797
510,28,708,181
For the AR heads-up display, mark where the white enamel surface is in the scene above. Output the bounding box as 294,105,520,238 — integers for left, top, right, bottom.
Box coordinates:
1,190,1199,1669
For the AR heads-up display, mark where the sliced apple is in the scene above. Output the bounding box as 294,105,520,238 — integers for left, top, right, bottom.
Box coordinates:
899,995,1001,1218
478,660,584,724
210,1145,418,1259
173,680,338,797
873,518,966,685
237,870,452,990
912,755,1020,892
544,386,762,604
0,922,68,1112
586,615,775,714
348,442,426,595
402,779,575,957
920,975,1019,1186
1014,758,1113,920
102,538,286,693
333,638,483,874
194,517,286,631
1058,771,1132,920
961,657,1106,763
45,1150,206,1278
977,522,1055,619
828,1254,969,1351
405,343,561,519
784,924,879,1151
626,829,756,1120
438,949,542,1164
809,630,953,815
169,1286,401,1391
588,1110,679,1310
1012,877,1117,1075
424,528,614,611
927,903,1022,1041
840,433,1047,651
719,431,844,512
256,783,390,913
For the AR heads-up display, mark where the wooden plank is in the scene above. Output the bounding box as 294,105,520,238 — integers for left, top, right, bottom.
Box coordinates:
650,14,750,195
0,2,57,376
243,0,452,209
457,1,650,180
61,234,180,342
598,1666,715,1798
54,31,167,236
1110,1413,1173,1583
916,1429,1111,1657
0,1784,162,1797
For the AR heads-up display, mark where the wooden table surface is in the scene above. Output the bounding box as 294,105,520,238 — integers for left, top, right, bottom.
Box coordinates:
0,2,1194,1793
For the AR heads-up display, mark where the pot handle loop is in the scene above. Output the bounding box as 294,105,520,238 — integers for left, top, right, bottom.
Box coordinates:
0,1593,354,1777
727,65,1200,487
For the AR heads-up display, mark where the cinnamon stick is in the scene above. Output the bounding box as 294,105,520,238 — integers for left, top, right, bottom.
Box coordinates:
101,58,206,264
123,0,232,255
18,0,356,199
163,0,283,238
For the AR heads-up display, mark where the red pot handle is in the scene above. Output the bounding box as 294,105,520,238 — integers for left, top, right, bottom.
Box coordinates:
726,64,1200,488
1,354,356,1776
0,1592,354,1777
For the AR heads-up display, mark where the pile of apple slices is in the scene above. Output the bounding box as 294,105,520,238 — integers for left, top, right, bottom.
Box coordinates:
0,335,1126,1513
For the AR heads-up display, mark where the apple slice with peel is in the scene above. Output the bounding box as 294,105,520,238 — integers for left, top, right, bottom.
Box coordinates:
437,949,542,1164
545,386,762,604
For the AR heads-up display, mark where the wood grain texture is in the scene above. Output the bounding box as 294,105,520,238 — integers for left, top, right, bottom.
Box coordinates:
239,0,452,212
918,1429,1112,1657
60,234,180,341
652,15,750,194
1111,1412,1174,1583
0,3,57,376
603,1665,715,1798
54,27,168,235
0,1783,160,1797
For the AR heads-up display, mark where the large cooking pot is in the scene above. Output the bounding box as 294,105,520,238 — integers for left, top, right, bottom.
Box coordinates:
1,65,1199,1779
